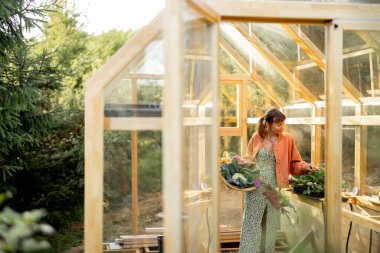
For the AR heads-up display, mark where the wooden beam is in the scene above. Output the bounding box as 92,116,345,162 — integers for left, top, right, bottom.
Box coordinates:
124,74,164,80
219,37,285,107
164,1,184,252
207,1,380,23
219,127,242,136
131,130,138,235
84,90,104,253
220,75,252,81
104,118,162,131
131,79,138,235
311,107,322,165
210,22,220,253
248,115,380,126
354,105,367,195
232,23,318,104
342,209,380,232
186,0,220,23
198,107,206,186
280,24,362,104
325,21,342,253
241,81,248,155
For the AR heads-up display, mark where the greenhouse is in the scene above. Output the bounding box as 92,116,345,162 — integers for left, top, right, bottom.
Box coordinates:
85,0,380,252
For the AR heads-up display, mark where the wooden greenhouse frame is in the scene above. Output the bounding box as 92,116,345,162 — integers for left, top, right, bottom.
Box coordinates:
85,1,380,252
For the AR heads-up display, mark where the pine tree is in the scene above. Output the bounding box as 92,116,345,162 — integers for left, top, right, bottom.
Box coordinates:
0,0,59,184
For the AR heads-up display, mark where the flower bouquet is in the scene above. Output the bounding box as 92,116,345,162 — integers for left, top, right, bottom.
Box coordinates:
220,151,260,191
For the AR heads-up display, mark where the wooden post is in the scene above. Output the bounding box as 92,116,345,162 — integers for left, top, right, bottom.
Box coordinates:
354,105,367,194
241,80,248,155
84,89,104,253
131,78,139,235
311,107,322,165
198,106,206,185
210,21,220,253
163,1,184,252
325,21,342,253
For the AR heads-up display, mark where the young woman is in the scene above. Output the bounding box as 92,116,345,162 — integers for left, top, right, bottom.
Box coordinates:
239,107,318,253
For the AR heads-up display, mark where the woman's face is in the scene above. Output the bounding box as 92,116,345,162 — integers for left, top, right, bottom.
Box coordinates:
269,121,285,135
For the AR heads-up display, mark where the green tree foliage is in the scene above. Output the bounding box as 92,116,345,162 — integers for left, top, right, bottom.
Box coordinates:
6,1,134,229
0,0,60,184
0,0,46,57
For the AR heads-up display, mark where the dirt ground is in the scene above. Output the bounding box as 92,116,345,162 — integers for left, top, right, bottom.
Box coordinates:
103,191,163,242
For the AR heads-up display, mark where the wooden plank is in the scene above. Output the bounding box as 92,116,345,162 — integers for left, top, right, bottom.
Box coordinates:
342,209,380,232
354,106,368,195
163,1,184,252
210,22,221,253
280,24,362,104
84,90,104,253
241,81,248,156
220,75,253,81
104,118,163,131
207,1,380,23
124,74,164,80
186,0,220,23
325,21,342,253
198,107,206,185
219,37,285,107
131,79,138,235
311,107,322,165
336,20,380,31
232,23,318,104
247,115,380,126
85,12,163,99
219,127,242,136
184,117,212,126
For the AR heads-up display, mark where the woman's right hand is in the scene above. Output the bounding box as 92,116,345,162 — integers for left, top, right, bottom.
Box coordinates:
303,163,319,173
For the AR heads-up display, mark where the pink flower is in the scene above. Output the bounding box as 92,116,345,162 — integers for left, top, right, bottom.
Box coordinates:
234,155,241,162
253,179,262,188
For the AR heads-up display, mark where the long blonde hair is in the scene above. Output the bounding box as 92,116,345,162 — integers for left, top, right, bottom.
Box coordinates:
257,108,286,138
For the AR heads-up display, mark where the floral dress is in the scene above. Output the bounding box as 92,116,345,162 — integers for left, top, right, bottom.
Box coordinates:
238,148,280,253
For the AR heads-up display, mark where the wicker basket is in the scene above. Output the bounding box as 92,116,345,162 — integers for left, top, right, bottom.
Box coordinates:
219,172,257,192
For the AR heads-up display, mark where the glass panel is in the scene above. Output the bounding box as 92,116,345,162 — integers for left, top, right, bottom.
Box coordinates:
136,131,163,233
341,28,380,253
181,7,217,253
343,31,380,99
220,49,246,75
220,136,243,231
221,23,328,106
246,81,274,118
342,125,355,191
220,82,238,127
103,130,163,241
286,124,312,162
367,126,380,193
103,131,132,242
104,36,164,117
221,23,294,105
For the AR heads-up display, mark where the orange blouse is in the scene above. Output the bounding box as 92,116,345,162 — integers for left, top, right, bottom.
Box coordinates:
244,132,308,188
